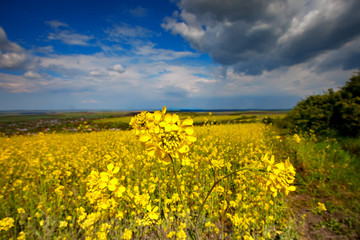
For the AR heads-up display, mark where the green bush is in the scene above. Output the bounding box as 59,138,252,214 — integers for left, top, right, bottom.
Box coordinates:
278,72,360,137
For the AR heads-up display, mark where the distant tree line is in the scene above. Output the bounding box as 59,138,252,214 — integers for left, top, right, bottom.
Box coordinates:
272,72,360,137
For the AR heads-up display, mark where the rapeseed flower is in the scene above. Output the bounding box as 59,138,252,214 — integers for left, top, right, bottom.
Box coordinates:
130,106,196,161
17,208,25,214
293,134,301,143
317,202,327,212
59,220,68,228
263,154,296,197
122,229,132,240
0,217,14,231
17,231,26,240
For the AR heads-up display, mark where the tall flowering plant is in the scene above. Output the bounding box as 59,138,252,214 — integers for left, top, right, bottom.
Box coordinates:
129,106,297,238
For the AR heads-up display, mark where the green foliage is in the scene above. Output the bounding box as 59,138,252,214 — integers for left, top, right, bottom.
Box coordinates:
278,72,360,137
269,130,360,238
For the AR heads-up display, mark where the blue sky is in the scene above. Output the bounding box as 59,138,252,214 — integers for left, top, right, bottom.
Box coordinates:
1,0,359,110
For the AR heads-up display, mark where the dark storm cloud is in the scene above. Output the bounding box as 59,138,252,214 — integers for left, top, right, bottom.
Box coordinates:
277,2,360,65
315,36,360,72
163,0,360,75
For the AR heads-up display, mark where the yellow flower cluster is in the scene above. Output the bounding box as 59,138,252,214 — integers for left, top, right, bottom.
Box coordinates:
317,202,327,212
0,217,14,231
293,134,301,143
262,154,296,197
130,106,196,162
122,228,132,240
17,231,26,240
86,163,126,213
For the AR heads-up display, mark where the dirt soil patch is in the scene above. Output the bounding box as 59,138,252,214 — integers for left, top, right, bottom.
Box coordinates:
289,193,360,240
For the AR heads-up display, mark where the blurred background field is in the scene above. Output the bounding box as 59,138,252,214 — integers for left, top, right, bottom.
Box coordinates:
0,110,287,136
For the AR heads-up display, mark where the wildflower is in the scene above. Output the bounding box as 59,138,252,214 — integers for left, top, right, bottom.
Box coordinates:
86,163,121,206
215,185,225,194
181,157,191,166
263,154,296,197
293,134,301,143
116,211,124,220
317,202,327,212
177,229,187,240
130,106,196,161
79,212,100,230
17,231,26,240
115,185,126,198
96,223,111,240
167,231,176,238
99,164,120,191
59,220,68,228
17,208,25,214
146,205,159,220
0,217,14,231
123,229,132,240
211,158,225,169
205,221,215,228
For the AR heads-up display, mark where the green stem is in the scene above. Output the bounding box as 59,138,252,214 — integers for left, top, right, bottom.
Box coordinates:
169,154,199,239
158,167,162,217
169,154,185,207
195,167,264,226
123,192,140,211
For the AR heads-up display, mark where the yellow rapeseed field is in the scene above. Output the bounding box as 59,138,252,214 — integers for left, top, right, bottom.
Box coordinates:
0,108,296,239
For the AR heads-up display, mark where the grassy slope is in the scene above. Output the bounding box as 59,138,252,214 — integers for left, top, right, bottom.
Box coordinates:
269,130,360,239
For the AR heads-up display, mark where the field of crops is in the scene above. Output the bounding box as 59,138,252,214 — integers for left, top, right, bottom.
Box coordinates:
0,108,300,240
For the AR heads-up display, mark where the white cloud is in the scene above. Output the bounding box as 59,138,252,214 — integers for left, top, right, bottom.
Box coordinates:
213,63,353,98
46,20,93,46
128,6,148,17
156,65,217,96
48,31,93,46
0,73,36,93
162,15,205,44
0,28,23,52
81,99,103,104
2,42,350,103
1,47,216,101
134,43,197,60
89,70,104,76
35,45,54,54
108,64,125,73
106,24,153,40
24,71,41,79
0,52,27,69
46,20,68,29
0,27,27,69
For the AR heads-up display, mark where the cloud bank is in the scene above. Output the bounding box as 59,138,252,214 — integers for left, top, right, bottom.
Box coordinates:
163,0,360,75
